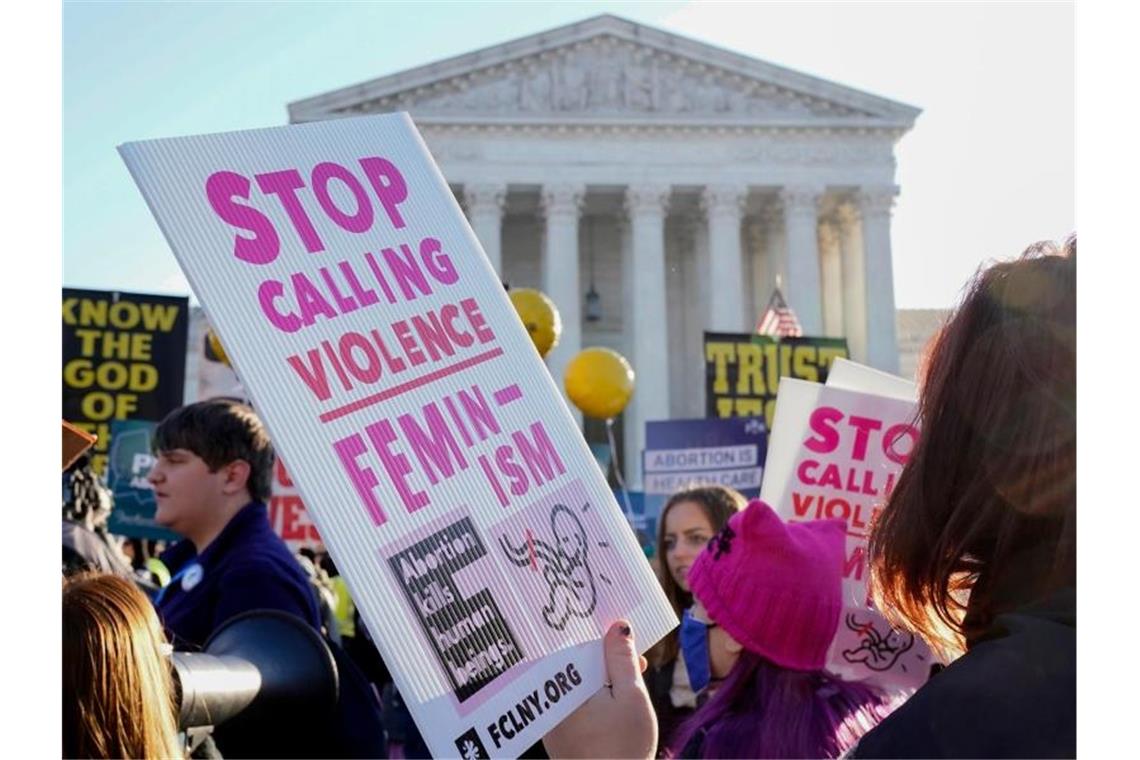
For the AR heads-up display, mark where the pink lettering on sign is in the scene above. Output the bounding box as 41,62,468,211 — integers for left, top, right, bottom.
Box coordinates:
205,171,280,265
846,416,882,462
254,239,462,335
804,406,844,454
311,161,374,234
803,406,918,465
204,157,411,265
330,383,568,525
318,346,503,424
791,491,883,540
882,423,918,465
256,169,325,253
368,418,430,514
795,460,897,496
333,434,388,526
358,157,408,230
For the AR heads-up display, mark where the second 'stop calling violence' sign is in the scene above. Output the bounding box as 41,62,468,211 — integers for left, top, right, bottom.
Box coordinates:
760,376,933,690
704,332,848,429
119,113,676,758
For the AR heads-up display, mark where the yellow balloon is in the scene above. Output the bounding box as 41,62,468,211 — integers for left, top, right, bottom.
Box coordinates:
206,329,231,367
564,348,635,419
509,288,561,358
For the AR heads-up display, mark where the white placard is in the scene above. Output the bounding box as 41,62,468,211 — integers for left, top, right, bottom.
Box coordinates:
826,357,918,401
119,113,677,758
760,376,933,689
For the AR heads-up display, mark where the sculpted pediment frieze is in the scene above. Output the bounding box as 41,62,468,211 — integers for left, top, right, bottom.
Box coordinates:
290,16,919,129
324,37,890,125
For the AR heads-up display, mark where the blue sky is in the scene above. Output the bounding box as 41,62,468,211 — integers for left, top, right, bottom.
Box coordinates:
63,1,1073,308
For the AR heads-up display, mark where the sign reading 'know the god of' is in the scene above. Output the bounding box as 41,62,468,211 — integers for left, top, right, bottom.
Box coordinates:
62,288,189,475
119,113,677,758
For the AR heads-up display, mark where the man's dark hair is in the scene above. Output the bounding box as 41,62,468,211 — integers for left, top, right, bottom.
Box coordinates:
154,399,275,502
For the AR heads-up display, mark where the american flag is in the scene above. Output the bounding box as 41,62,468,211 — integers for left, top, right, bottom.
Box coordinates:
755,288,803,337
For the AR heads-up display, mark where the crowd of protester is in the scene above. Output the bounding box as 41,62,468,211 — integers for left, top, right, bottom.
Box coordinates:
62,238,1076,758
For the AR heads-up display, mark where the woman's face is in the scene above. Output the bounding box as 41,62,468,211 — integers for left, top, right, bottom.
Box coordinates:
663,500,716,591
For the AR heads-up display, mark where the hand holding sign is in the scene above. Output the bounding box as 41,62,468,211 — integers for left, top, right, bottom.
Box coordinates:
542,621,655,760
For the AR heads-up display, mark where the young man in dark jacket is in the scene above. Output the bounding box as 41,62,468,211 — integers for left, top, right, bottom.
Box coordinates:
150,399,388,759
149,399,320,650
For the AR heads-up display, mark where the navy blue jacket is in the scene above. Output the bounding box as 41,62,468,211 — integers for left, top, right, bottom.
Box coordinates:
156,501,320,650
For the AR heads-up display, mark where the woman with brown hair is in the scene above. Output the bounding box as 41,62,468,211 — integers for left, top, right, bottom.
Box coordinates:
541,239,1076,760
854,238,1076,758
644,485,745,752
63,572,182,759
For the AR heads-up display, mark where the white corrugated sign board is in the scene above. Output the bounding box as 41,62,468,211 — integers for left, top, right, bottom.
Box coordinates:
119,112,677,758
761,376,934,689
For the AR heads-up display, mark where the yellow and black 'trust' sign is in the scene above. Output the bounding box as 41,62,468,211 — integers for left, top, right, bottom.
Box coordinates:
63,289,189,474
704,332,849,428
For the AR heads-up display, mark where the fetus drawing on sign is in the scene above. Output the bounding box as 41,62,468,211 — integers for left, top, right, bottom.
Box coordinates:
499,502,611,630
841,612,917,672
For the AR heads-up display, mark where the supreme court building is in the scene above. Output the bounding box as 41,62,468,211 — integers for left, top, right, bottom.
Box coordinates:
288,15,920,486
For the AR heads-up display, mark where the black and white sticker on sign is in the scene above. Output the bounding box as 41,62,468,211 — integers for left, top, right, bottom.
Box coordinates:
388,517,524,702
454,727,489,759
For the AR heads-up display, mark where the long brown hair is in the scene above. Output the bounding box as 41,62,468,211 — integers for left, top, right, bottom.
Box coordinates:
650,485,746,667
869,238,1076,658
63,572,181,759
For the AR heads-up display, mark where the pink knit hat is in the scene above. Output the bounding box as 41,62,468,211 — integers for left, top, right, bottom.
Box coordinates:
687,499,846,672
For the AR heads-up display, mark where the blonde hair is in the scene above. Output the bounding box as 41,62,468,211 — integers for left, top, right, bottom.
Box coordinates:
63,572,181,758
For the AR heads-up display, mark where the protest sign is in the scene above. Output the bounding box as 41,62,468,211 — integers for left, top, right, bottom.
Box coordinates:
760,376,932,689
269,458,322,550
105,419,180,541
826,357,917,401
612,489,655,555
63,288,189,475
641,416,767,556
704,332,848,429
643,416,767,497
119,112,677,758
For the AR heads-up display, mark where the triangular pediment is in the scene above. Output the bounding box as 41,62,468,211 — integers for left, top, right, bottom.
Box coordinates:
289,15,920,130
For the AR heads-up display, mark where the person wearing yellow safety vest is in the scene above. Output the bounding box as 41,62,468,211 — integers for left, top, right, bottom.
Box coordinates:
320,554,356,641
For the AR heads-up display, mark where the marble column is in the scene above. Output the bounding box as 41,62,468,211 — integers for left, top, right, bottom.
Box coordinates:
464,182,506,275
619,215,636,480
743,218,764,328
859,186,901,373
624,183,672,489
759,202,787,304
836,203,868,363
541,184,585,415
693,213,710,337
701,184,748,332
683,216,708,418
818,219,844,337
780,185,825,335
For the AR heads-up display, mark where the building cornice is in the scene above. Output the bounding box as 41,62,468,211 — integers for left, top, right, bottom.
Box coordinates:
288,14,921,129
